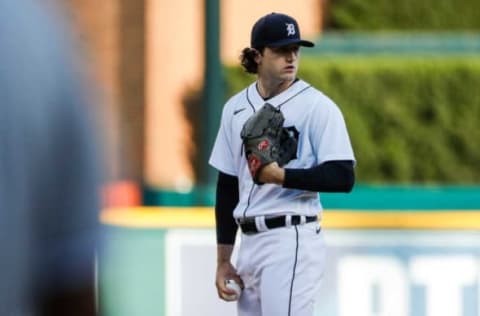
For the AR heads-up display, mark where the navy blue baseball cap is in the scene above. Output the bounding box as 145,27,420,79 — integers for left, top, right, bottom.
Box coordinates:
250,12,315,48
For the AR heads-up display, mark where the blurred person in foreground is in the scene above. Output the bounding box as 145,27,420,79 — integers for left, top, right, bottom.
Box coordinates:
0,0,102,315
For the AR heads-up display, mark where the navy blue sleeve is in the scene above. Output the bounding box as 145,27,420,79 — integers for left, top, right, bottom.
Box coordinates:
215,172,239,244
283,160,355,192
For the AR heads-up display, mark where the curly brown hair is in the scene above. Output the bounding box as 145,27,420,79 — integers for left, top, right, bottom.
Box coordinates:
240,47,264,74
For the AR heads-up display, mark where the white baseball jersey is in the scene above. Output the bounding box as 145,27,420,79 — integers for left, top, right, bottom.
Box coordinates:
209,79,355,220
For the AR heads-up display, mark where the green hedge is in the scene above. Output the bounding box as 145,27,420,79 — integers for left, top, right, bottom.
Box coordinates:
224,56,480,184
327,0,480,30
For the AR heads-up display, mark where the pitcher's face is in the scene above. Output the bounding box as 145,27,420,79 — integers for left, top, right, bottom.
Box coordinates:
256,44,300,83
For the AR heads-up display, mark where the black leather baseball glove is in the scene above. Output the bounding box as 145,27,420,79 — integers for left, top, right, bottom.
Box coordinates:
240,103,297,184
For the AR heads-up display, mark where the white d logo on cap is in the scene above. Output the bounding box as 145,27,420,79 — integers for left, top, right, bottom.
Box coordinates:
286,23,296,36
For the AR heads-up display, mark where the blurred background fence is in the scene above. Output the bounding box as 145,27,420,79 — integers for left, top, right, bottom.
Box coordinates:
141,0,480,205
149,39,480,205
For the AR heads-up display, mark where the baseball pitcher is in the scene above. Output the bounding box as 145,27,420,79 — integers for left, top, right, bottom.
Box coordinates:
209,12,356,316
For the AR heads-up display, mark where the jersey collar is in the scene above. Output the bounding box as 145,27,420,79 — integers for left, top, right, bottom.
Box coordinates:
247,79,310,110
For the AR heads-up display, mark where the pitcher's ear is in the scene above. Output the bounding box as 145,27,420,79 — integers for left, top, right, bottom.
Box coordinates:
252,48,262,64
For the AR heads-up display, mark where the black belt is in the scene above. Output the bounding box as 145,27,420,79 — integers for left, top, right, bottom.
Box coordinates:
238,215,318,234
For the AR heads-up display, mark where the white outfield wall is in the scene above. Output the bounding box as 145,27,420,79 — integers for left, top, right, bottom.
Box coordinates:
99,208,480,316
164,229,480,316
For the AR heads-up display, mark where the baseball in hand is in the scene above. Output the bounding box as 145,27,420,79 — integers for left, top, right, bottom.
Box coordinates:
222,279,242,301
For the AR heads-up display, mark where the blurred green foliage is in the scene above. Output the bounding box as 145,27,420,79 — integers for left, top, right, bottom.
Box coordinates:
326,0,480,30
224,56,480,184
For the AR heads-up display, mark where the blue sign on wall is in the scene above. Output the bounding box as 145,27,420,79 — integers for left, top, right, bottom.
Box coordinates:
316,230,480,316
